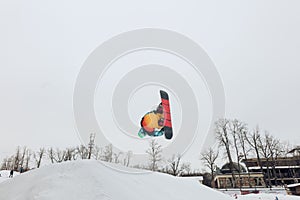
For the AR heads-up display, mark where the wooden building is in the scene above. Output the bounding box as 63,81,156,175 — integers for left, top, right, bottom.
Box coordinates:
242,155,300,186
214,162,266,189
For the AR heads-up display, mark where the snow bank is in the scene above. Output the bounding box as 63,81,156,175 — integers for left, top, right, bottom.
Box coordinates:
236,193,300,200
0,160,232,200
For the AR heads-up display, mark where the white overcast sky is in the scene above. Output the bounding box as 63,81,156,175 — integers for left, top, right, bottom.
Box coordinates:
1,0,300,168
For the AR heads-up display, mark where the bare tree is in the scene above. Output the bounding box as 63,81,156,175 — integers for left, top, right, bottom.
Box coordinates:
93,145,103,160
34,148,45,168
102,144,113,162
201,148,219,187
48,147,56,164
113,152,123,164
167,154,182,176
146,139,162,171
180,162,191,175
245,126,266,185
13,146,21,170
1,158,10,170
24,149,32,171
123,151,133,167
269,137,282,186
48,147,77,163
259,133,282,187
64,148,76,161
230,119,247,189
215,118,236,188
257,131,273,187
88,133,96,159
55,148,66,163
238,129,252,187
282,142,293,157
19,146,27,169
77,145,89,159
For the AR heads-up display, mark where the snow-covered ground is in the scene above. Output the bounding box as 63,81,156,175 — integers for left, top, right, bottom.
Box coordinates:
236,193,300,200
220,188,296,200
0,160,232,200
0,170,20,184
0,161,299,200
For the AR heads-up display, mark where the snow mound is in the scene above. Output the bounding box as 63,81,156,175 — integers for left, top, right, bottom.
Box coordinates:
0,160,232,200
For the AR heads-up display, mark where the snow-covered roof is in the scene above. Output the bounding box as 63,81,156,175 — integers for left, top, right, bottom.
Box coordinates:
249,166,300,170
287,183,300,188
180,176,203,181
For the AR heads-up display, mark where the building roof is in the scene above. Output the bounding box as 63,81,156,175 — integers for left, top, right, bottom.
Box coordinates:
220,162,247,174
288,146,300,154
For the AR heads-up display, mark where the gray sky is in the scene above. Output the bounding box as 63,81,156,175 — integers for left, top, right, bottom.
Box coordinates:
1,0,300,168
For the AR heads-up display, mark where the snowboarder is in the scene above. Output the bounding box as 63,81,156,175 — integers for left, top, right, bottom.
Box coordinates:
138,103,165,138
9,170,14,178
138,90,173,140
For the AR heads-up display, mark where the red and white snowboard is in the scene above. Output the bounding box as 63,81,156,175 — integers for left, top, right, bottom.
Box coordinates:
160,90,173,140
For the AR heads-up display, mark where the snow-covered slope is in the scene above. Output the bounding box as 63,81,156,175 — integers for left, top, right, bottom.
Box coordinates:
0,160,231,200
0,170,20,184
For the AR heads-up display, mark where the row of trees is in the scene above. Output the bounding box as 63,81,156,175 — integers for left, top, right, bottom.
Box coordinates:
1,134,133,171
0,135,191,177
201,118,293,188
3,118,293,185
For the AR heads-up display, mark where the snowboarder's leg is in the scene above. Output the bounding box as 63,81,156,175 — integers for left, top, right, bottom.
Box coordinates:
138,128,147,138
153,128,164,137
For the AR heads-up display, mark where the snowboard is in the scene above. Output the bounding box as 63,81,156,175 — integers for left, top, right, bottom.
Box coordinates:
160,90,173,140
